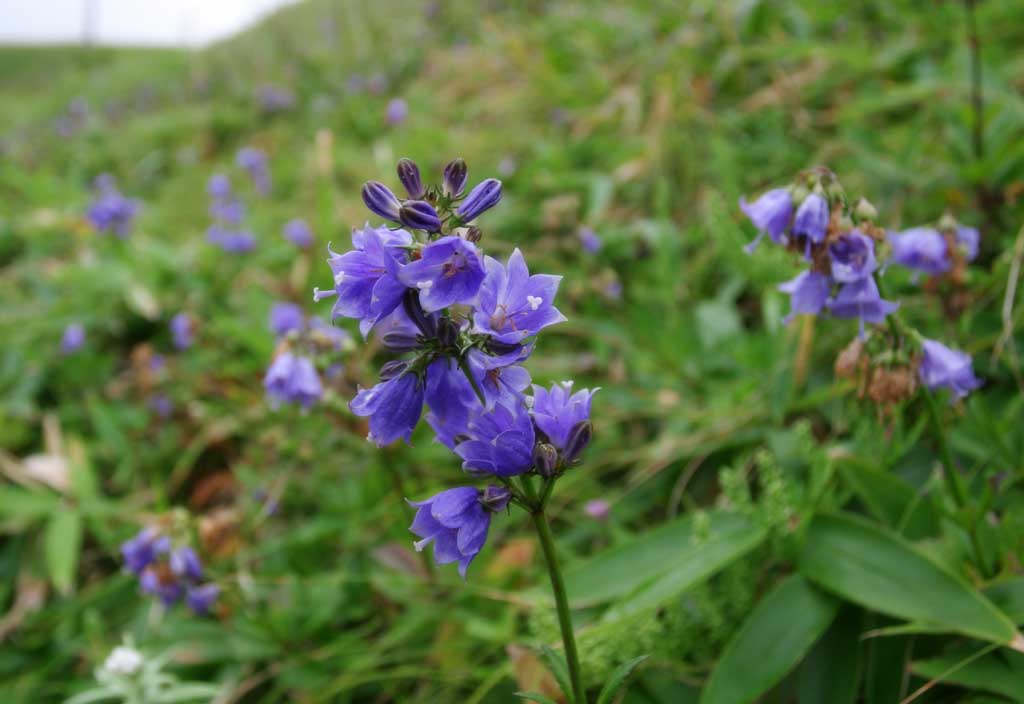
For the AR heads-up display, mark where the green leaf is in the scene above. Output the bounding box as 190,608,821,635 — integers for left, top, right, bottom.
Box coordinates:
797,605,863,704
514,693,558,704
45,508,82,594
0,485,59,523
700,576,838,704
603,514,767,620
596,655,649,704
799,513,1020,647
911,651,1024,702
67,437,99,503
538,645,573,703
986,578,1024,625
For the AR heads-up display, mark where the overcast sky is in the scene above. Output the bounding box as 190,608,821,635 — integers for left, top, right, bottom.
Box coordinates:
0,0,298,47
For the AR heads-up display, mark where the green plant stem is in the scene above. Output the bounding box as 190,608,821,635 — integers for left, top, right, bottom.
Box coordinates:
522,479,586,703
458,355,487,405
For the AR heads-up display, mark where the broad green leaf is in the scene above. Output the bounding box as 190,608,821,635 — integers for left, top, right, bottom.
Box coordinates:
700,576,838,704
563,511,758,607
0,485,59,523
514,693,558,704
45,508,82,594
596,655,648,704
799,513,1020,647
986,578,1024,625
797,605,863,704
538,645,573,703
67,437,99,503
603,515,767,619
911,651,1024,702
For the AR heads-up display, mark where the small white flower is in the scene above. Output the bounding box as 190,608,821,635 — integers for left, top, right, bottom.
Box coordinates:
103,646,144,676
526,295,542,311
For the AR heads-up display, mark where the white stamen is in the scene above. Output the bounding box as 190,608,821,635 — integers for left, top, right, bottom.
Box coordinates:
416,280,433,290
560,380,573,387
334,270,346,284
526,295,542,311
312,286,337,302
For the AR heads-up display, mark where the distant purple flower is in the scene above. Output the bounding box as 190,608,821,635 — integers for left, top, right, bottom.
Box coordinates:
890,227,950,276
264,353,323,409
531,381,596,463
398,236,486,312
361,181,403,222
408,485,510,578
578,227,602,253
209,199,246,225
236,147,271,195
584,499,611,521
827,277,899,339
473,249,566,344
454,402,536,476
269,302,305,338
919,339,982,399
170,547,204,581
350,372,424,446
956,226,980,262
149,394,174,418
828,231,877,283
386,98,408,125
367,73,388,94
120,528,170,575
207,173,232,200
210,229,256,253
793,193,829,253
456,178,502,222
140,570,184,606
283,218,314,249
740,188,792,252
186,584,220,615
87,175,139,237
61,323,86,355
257,84,295,113
313,224,411,335
778,270,830,325
170,312,193,350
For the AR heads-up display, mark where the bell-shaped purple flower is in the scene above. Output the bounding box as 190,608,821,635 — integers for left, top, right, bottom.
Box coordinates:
397,158,425,199
829,230,877,282
408,485,509,578
140,569,184,606
472,249,567,344
531,381,597,462
956,225,980,262
350,372,424,446
361,181,402,222
210,198,245,225
793,193,829,245
120,528,170,575
456,179,502,222
208,227,256,253
778,270,830,325
236,147,271,195
454,402,535,476
170,547,204,581
443,158,468,197
465,346,533,410
740,188,792,252
264,353,323,409
61,322,86,355
386,98,409,125
283,219,314,249
578,227,602,253
398,236,486,312
186,583,220,615
269,302,305,338
889,227,950,276
170,312,193,350
314,225,412,335
827,277,899,339
399,200,442,232
919,339,982,399
87,177,139,238
207,173,232,200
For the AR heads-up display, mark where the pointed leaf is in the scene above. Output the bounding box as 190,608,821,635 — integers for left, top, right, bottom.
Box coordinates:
538,644,573,703
45,508,82,594
597,655,649,704
912,651,1024,702
514,693,559,704
797,605,863,704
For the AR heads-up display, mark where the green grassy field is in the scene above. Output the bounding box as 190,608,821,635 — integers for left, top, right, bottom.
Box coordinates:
2,1,1024,702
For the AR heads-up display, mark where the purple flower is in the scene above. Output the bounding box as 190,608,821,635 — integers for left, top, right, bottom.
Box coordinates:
61,323,86,355
793,193,829,246
208,226,256,253
456,178,502,222
890,227,950,276
919,339,982,399
828,231,877,283
186,584,219,615
207,173,232,200
443,158,468,197
269,302,305,338
236,147,271,195
170,547,203,581
350,372,424,446
399,200,442,232
827,277,899,339
454,402,536,476
397,158,425,199
740,188,792,252
398,236,486,313
313,225,411,335
465,346,533,410
264,353,323,409
140,569,184,606
170,312,193,350
120,528,170,575
584,499,611,521
386,98,408,125
778,270,830,325
210,199,246,225
283,219,314,249
578,227,602,253
531,381,596,463
472,249,566,344
258,84,295,113
361,181,402,222
408,485,510,578
149,394,174,418
956,225,980,262
424,358,477,437
87,177,139,238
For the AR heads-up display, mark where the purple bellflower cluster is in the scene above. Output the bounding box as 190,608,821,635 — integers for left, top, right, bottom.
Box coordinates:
313,157,596,578
206,173,256,253
86,174,139,238
236,147,271,196
169,312,194,350
741,168,982,403
263,302,351,410
120,528,219,615
283,218,314,249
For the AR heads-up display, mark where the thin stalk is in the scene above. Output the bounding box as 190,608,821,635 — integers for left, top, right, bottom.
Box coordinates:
523,479,586,703
964,0,984,162
458,355,487,405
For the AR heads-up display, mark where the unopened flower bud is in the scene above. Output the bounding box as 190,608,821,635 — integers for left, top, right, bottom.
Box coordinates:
456,178,502,222
399,200,442,232
442,158,468,197
563,420,593,464
437,318,460,348
381,330,419,352
854,197,878,221
533,442,559,477
402,288,437,337
464,226,482,243
397,158,424,199
485,338,522,356
480,485,512,512
379,360,410,381
361,181,401,221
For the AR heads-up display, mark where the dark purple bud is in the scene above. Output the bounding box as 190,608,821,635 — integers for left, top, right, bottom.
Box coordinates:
480,484,512,512
437,318,460,348
563,420,592,464
382,330,419,352
397,158,425,199
402,288,437,338
399,200,442,232
456,178,502,222
443,158,468,197
379,359,410,381
532,442,559,477
464,226,482,243
362,180,401,221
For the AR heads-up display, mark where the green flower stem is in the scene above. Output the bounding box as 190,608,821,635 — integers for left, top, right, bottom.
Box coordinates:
458,355,487,405
522,478,586,703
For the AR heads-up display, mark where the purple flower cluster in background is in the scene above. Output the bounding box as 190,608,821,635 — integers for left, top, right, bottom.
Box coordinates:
86,174,139,238
237,147,271,196
120,528,218,615
170,312,194,350
206,173,256,253
263,301,350,410
61,322,86,355
313,157,595,576
257,84,296,114
283,218,314,249
889,224,979,277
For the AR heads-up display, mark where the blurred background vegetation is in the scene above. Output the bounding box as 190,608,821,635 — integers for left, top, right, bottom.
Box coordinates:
2,0,1024,701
